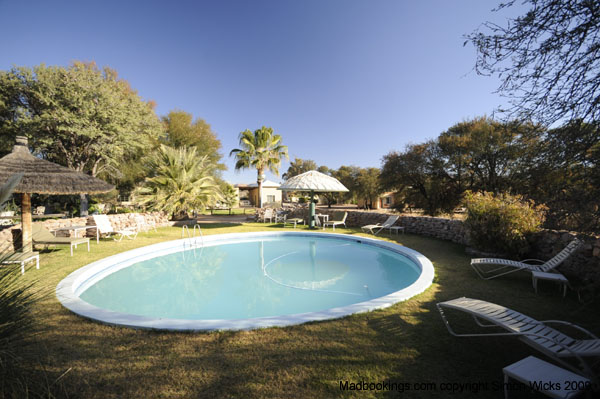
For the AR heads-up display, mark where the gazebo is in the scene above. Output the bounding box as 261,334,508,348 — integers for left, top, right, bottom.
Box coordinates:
279,170,348,229
0,136,114,251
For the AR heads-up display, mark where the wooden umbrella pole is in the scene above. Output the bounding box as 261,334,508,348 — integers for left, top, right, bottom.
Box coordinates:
21,193,32,252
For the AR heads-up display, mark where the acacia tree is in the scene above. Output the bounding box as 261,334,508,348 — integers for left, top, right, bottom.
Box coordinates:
230,126,288,208
524,120,600,231
162,110,224,170
466,0,600,125
333,165,361,204
381,141,465,215
0,62,164,214
282,157,318,180
356,168,381,209
439,117,542,194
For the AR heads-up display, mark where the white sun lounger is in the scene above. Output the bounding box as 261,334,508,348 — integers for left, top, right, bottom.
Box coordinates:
92,215,138,241
437,297,600,380
470,239,582,280
134,214,157,233
361,215,399,235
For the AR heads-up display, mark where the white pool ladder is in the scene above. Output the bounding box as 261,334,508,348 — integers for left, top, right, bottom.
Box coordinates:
181,223,203,248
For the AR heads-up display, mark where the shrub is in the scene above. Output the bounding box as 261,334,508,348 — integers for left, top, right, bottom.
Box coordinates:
464,191,547,257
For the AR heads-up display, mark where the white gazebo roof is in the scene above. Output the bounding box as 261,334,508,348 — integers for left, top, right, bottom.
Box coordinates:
279,170,348,192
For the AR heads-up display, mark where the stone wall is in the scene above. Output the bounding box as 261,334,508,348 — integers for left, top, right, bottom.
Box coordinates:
0,212,170,251
282,206,470,244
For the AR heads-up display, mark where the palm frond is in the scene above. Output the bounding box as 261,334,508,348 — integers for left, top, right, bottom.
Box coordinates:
133,145,221,216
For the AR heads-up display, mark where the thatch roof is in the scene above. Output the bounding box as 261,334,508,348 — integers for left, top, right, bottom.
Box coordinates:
0,136,114,194
279,170,348,192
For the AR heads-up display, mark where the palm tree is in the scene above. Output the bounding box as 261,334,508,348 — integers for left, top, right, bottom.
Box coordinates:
134,145,221,218
230,126,289,208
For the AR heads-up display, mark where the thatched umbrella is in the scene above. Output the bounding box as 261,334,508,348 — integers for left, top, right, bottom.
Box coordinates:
279,170,348,229
0,136,114,251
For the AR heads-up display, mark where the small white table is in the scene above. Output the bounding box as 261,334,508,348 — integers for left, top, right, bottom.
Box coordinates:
53,225,100,243
503,356,589,399
532,271,569,297
285,218,305,229
388,226,405,235
316,214,329,224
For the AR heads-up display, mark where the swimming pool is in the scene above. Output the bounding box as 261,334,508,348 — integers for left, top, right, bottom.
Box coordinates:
57,232,434,331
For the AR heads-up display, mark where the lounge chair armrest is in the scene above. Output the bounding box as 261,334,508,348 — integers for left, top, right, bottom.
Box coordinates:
519,259,545,264
540,320,599,339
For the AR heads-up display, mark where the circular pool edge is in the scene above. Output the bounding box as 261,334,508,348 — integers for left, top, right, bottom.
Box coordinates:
56,231,434,331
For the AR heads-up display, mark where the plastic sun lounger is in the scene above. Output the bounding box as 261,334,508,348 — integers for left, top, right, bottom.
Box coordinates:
470,239,582,280
437,297,600,380
134,214,157,233
32,223,89,256
361,215,399,235
92,215,138,241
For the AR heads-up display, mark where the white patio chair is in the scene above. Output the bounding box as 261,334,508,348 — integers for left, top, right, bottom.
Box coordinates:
323,211,347,231
262,208,274,223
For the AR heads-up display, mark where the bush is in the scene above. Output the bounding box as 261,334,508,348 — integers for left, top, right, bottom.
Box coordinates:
464,191,547,257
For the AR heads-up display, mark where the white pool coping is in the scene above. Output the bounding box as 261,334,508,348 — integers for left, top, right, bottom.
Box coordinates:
56,231,435,331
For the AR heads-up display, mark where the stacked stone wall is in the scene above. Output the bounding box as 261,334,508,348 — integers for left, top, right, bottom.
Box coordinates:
0,212,170,250
282,207,470,244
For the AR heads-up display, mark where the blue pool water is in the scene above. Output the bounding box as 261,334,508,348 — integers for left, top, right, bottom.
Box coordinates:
79,236,421,320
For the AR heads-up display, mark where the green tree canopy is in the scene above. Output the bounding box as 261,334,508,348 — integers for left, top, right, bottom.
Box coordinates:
282,157,318,180
524,120,600,231
220,183,239,210
0,62,164,215
381,141,459,215
230,126,288,208
162,110,224,170
438,117,542,193
0,62,164,177
356,167,382,209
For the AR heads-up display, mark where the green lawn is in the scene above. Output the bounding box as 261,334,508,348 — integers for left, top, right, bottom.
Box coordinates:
16,223,600,398
200,207,255,216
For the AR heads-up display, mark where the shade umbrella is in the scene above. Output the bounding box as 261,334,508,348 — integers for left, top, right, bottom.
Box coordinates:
0,136,114,251
279,170,348,229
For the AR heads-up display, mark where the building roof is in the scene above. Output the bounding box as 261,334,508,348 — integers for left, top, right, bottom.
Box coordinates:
235,179,280,189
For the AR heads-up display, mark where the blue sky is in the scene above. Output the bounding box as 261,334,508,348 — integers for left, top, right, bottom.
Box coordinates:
0,0,524,184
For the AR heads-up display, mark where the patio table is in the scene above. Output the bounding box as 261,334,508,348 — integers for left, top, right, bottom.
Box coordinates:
52,225,100,244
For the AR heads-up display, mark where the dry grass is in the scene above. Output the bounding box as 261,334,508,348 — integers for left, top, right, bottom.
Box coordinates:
15,223,599,398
